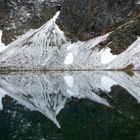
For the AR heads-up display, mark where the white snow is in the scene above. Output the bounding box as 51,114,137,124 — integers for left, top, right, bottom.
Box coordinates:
101,48,117,64
0,12,112,70
101,76,117,92
107,37,140,70
70,33,110,69
88,33,109,47
2,10,140,70
64,53,73,65
67,89,75,96
0,11,69,70
67,43,75,51
64,76,74,87
0,30,7,53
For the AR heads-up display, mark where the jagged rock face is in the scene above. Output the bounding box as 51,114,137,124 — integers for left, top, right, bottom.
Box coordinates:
0,0,64,45
98,16,140,55
58,0,137,41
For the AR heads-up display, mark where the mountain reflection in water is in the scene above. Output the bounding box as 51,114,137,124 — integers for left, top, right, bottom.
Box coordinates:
0,71,140,140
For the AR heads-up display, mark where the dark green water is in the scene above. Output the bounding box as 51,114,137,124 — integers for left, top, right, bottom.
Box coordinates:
0,71,140,140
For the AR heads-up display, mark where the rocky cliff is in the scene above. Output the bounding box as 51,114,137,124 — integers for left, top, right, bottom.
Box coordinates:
1,0,140,44
0,0,63,45
58,0,138,41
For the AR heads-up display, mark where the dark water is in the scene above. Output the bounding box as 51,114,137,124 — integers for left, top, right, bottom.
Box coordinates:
0,71,140,140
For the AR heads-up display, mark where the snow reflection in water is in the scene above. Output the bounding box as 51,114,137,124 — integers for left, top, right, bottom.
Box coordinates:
0,71,140,127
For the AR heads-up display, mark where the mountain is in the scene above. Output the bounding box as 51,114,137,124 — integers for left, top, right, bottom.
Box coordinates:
1,1,140,70
0,11,140,70
0,12,69,70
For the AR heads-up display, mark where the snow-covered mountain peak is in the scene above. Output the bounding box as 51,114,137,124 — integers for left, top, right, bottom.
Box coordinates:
0,11,69,70
0,11,140,70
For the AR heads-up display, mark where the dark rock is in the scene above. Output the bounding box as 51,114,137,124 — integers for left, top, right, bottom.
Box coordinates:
58,0,137,41
0,0,64,45
98,16,140,55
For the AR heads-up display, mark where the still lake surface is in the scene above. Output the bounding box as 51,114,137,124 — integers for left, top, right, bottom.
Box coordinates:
0,71,140,140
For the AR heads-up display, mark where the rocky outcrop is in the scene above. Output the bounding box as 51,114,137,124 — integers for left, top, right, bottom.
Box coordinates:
58,0,138,41
0,0,63,45
98,16,140,55
106,37,140,70
1,0,140,46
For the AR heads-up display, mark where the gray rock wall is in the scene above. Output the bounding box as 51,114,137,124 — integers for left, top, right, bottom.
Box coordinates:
0,0,63,44
58,0,137,41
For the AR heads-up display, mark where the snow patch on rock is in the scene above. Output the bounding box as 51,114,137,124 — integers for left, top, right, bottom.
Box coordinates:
101,48,117,64
0,11,69,70
106,37,140,70
64,53,73,65
0,31,7,53
70,33,110,69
